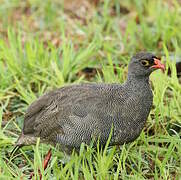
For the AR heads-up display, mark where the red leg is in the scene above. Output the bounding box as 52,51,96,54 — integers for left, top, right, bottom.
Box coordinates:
43,149,52,170
29,148,52,179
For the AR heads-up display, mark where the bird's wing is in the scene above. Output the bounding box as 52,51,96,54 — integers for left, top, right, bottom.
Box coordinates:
22,84,120,144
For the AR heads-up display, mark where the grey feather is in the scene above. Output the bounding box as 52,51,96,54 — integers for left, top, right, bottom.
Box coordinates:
15,52,164,153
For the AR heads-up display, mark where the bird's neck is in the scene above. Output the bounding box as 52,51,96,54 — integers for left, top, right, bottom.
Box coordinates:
125,74,151,92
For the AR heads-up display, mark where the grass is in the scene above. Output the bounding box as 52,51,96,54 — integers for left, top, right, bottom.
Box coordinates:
0,0,181,179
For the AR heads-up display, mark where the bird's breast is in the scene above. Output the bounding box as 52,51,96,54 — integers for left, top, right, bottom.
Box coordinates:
111,90,153,145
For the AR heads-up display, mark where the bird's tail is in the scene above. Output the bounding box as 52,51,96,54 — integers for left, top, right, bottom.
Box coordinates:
10,144,22,156
10,133,25,156
10,133,27,156
11,133,38,156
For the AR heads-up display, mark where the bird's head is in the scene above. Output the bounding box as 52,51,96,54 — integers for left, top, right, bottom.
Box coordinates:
128,52,165,77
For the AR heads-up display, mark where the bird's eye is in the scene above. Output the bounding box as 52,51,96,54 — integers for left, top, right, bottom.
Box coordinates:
141,60,150,66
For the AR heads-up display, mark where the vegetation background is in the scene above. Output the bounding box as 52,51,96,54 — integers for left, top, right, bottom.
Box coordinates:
0,0,181,179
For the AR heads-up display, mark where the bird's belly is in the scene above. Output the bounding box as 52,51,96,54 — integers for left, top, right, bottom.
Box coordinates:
56,95,152,149
111,119,146,145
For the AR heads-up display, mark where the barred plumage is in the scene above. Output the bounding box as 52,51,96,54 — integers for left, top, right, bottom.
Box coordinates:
14,52,165,154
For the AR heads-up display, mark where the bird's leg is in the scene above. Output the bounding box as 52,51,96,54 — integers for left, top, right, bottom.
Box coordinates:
43,148,52,170
29,148,52,179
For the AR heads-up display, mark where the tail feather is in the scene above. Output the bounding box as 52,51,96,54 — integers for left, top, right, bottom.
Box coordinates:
11,133,37,156
10,133,25,156
10,144,22,156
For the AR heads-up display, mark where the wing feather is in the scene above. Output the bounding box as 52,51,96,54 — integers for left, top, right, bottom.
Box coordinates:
23,84,104,136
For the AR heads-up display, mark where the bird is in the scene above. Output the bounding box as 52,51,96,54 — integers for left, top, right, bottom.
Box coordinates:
12,52,165,173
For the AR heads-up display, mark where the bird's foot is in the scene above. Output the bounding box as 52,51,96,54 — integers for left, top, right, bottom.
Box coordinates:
29,149,52,179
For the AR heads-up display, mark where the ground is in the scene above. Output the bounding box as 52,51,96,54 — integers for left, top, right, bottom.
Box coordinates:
0,0,181,179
